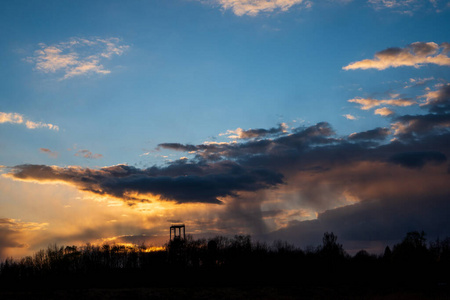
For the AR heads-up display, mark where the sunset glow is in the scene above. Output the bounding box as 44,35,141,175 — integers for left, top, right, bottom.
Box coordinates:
0,0,449,261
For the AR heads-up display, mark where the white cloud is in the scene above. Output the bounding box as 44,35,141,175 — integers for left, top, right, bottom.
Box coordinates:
0,112,59,131
343,42,450,70
28,37,129,79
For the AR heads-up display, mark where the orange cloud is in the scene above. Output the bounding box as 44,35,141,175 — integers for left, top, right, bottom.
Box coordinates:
348,97,416,110
216,0,310,16
374,107,394,116
0,111,59,131
343,42,450,70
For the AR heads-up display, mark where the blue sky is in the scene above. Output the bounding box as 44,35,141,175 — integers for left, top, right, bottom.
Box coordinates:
1,0,450,258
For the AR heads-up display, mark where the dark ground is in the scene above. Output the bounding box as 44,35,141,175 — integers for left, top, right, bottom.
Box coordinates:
1,285,449,300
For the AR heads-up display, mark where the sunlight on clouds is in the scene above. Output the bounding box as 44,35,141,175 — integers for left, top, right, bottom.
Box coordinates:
27,37,129,80
0,112,59,131
0,112,23,124
215,0,310,16
343,114,357,120
220,123,288,139
0,218,49,232
420,83,450,107
344,42,450,70
348,97,416,110
374,107,394,116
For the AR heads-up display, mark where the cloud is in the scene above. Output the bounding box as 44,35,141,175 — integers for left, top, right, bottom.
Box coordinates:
404,77,435,88
0,112,59,131
420,83,450,113
6,163,283,205
392,113,450,136
0,112,23,124
367,0,448,14
265,193,450,253
388,151,447,168
348,127,390,140
343,114,357,120
220,123,288,139
7,116,449,212
348,97,416,110
40,148,58,158
343,42,450,70
391,84,450,136
5,105,450,252
213,0,310,16
0,218,48,259
374,107,394,116
74,149,103,159
27,37,129,79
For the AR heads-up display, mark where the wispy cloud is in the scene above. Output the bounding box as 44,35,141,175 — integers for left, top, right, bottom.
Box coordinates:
27,37,129,79
0,112,59,131
348,97,416,110
343,42,450,70
39,148,58,159
212,0,311,16
343,114,358,120
0,218,49,232
74,149,103,159
368,0,448,14
404,77,435,88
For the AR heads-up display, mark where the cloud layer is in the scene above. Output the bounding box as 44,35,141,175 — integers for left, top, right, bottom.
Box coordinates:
6,81,450,251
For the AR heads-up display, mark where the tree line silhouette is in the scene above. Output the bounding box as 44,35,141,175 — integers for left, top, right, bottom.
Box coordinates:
1,231,449,292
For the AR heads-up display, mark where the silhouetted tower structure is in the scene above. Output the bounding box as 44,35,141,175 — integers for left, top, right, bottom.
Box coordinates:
170,224,186,241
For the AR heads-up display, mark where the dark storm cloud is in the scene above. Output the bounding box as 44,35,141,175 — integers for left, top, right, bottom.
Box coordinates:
388,151,447,168
265,193,450,253
8,162,283,205
8,117,450,208
394,113,450,136
157,143,199,152
234,123,287,139
5,110,450,254
423,83,450,114
348,127,390,141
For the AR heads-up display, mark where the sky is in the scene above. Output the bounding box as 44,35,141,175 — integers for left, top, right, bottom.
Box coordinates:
1,0,450,259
